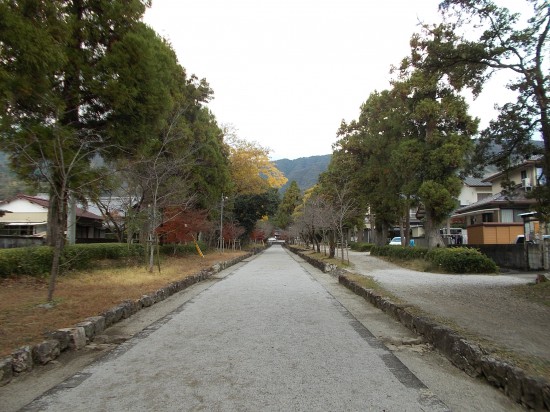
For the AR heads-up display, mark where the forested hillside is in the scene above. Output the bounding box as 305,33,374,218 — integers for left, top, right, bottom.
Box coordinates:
275,154,331,193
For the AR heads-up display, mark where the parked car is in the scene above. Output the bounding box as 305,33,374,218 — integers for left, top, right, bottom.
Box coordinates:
388,237,402,246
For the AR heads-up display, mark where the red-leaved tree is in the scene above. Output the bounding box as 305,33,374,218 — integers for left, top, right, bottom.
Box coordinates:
222,222,245,249
157,208,211,243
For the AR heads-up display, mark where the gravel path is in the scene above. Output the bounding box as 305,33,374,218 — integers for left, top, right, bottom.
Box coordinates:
347,250,550,361
23,247,449,412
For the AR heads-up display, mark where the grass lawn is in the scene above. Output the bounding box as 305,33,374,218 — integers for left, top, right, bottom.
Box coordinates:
0,251,245,357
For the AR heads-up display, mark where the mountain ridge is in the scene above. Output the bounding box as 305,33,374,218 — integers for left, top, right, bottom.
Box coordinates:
274,154,331,193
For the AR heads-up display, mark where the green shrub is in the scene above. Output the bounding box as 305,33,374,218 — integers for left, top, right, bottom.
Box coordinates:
349,242,375,252
370,245,428,260
369,245,386,256
426,247,498,273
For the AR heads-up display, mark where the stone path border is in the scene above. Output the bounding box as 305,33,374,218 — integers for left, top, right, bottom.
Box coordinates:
288,246,550,411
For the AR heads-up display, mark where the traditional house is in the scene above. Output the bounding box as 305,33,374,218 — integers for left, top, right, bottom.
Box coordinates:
0,194,105,247
457,177,493,207
452,156,545,244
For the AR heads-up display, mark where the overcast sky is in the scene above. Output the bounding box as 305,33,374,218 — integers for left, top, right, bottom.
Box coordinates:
143,0,519,160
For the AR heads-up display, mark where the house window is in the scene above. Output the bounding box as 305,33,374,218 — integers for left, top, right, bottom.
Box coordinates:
520,170,527,180
0,225,34,236
477,193,492,202
482,212,493,223
76,225,90,239
501,209,514,223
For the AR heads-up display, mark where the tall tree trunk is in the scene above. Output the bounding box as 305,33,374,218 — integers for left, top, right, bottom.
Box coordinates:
374,221,388,246
47,233,64,302
425,208,445,249
315,235,321,253
148,203,158,272
328,231,336,258
404,200,411,246
148,232,155,272
47,195,66,302
46,188,67,247
339,227,345,262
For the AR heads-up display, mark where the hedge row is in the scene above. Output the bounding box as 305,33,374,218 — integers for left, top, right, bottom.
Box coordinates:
0,242,207,278
0,246,55,278
370,245,429,260
349,242,375,252
370,245,498,273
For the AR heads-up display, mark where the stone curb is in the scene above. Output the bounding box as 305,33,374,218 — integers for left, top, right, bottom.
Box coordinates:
0,249,262,387
288,247,550,411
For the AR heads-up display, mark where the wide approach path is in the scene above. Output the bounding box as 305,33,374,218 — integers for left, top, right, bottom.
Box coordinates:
23,246,448,411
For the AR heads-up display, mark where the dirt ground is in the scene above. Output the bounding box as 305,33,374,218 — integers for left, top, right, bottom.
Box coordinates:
345,250,550,380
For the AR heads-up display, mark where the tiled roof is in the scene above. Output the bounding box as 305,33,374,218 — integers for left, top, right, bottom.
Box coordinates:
463,177,491,187
9,194,49,208
76,207,104,220
3,194,103,221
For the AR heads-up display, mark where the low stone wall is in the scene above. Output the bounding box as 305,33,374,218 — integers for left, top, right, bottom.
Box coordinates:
0,251,258,387
469,243,550,271
287,246,550,411
285,245,340,274
471,244,526,270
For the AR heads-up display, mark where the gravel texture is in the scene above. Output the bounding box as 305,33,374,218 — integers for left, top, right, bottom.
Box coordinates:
346,250,550,362
22,246,450,412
